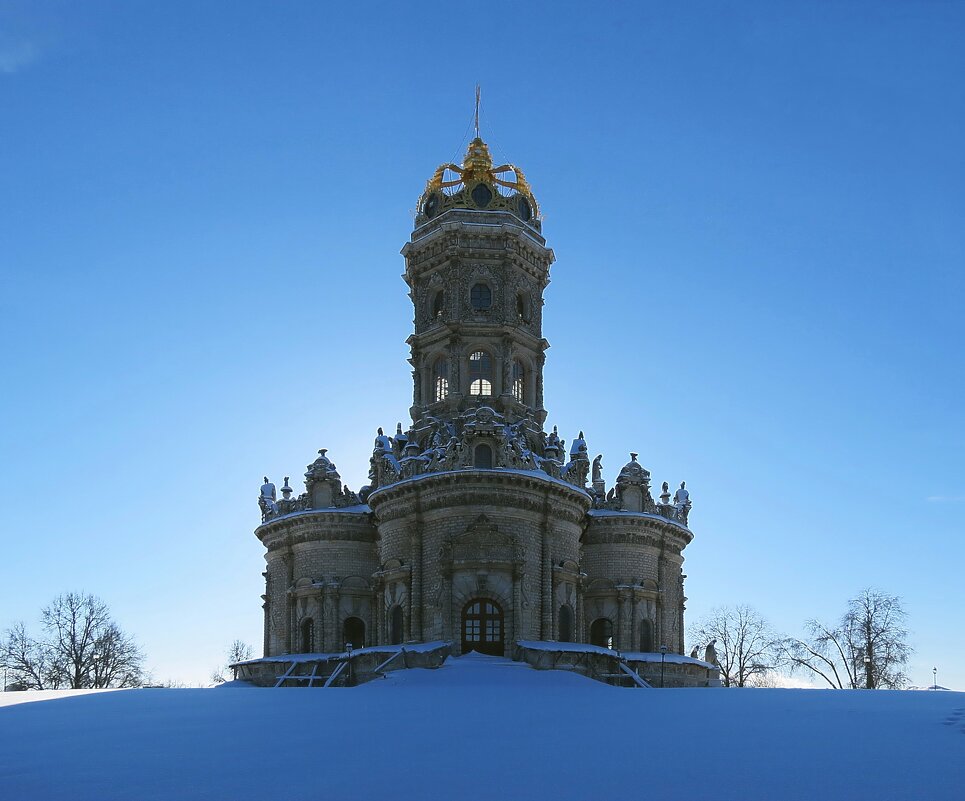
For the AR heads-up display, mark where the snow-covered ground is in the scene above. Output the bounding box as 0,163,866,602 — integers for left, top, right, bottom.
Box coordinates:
1,653,963,801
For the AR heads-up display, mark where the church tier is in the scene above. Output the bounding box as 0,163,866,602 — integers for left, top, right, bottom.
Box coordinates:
253,133,698,671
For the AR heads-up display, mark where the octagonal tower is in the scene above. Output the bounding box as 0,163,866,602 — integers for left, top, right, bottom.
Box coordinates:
403,137,552,432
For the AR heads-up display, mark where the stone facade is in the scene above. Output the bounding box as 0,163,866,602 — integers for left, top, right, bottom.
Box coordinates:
254,136,696,661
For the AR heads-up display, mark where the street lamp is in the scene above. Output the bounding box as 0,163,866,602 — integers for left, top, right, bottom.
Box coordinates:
863,653,872,690
659,645,669,688
933,667,938,691
89,650,100,689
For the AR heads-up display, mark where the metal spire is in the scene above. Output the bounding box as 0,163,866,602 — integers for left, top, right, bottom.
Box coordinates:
474,85,481,139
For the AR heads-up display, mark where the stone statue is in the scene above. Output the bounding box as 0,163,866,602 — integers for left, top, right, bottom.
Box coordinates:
393,422,408,457
592,454,603,484
690,645,699,659
704,639,718,665
374,427,393,453
544,425,562,462
258,477,278,521
673,481,692,525
660,481,671,505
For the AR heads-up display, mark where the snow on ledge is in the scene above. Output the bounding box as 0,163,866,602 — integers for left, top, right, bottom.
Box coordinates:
368,468,592,500
231,640,450,667
255,503,372,530
516,640,715,669
587,508,691,532
516,640,619,657
622,651,717,669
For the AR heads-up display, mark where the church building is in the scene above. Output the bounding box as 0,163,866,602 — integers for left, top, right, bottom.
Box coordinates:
255,132,695,662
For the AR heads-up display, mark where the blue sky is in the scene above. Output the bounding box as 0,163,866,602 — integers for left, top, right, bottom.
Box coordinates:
1,1,962,688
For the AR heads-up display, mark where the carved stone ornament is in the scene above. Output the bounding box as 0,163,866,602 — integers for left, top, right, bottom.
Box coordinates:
604,453,657,513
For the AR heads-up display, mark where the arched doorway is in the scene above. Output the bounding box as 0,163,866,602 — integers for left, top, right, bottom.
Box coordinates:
461,599,504,656
343,617,365,650
389,605,404,645
589,618,614,650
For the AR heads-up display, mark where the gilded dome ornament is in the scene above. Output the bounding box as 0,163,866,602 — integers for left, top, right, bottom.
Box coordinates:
418,135,541,226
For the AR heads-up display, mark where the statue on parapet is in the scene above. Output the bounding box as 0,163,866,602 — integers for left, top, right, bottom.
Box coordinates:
393,423,408,458
673,481,692,525
258,476,278,522
704,639,718,666
545,425,562,460
562,431,590,487
374,427,393,453
592,454,603,484
660,481,672,505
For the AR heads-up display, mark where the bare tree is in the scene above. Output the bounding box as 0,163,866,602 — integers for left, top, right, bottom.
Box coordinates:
212,639,253,684
88,622,145,688
1,622,59,690
227,639,253,665
1,593,144,690
691,605,779,687
780,588,911,689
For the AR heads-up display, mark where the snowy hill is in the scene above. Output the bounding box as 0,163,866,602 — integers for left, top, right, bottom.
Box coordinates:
1,653,963,801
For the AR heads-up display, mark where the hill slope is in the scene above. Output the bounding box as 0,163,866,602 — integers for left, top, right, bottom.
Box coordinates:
1,653,963,800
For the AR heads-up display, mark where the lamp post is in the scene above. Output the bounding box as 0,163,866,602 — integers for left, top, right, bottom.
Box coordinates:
659,645,668,688
89,650,100,689
863,653,872,690
346,642,354,687
933,667,937,690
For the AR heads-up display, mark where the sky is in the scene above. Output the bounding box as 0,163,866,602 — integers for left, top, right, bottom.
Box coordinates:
1,1,962,688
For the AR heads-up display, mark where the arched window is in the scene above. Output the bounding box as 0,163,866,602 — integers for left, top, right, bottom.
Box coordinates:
300,618,315,653
433,357,449,402
470,283,492,311
389,605,404,645
468,351,493,396
511,360,525,403
474,443,493,469
559,604,574,643
589,618,614,650
431,290,444,318
640,619,654,653
516,292,530,322
343,617,365,650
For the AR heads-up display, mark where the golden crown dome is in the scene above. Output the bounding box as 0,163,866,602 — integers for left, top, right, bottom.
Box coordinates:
417,136,540,228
